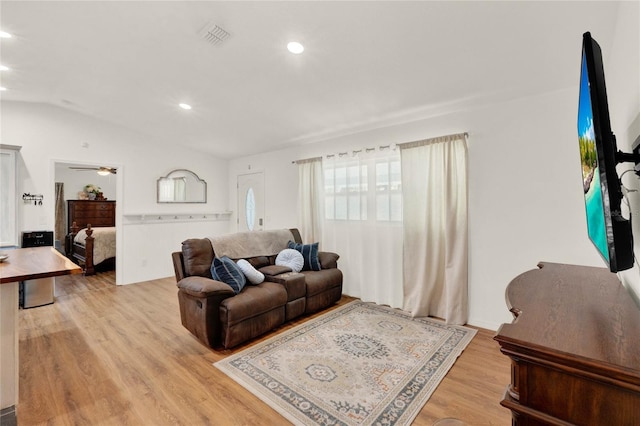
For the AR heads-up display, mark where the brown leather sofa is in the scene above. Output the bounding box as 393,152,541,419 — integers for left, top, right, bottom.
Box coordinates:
171,228,343,349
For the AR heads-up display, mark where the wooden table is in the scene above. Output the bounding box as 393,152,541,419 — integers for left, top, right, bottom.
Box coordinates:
494,262,640,425
0,247,82,424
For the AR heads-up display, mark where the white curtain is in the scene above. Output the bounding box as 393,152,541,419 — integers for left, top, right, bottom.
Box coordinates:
400,134,468,324
55,182,65,252
322,149,404,309
297,157,323,243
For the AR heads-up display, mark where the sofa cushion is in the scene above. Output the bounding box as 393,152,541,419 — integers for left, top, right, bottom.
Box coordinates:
211,256,246,294
246,256,270,269
220,282,287,325
236,259,265,284
276,249,304,273
182,238,214,278
288,241,322,271
301,269,343,297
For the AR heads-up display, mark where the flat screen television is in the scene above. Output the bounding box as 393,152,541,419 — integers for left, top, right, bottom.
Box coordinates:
578,31,634,272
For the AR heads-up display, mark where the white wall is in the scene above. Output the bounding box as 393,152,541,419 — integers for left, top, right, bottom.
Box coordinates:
606,1,640,306
230,87,605,330
55,163,118,202
229,4,640,330
1,101,231,284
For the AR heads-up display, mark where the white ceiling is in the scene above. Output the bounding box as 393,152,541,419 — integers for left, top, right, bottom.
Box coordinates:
0,1,622,159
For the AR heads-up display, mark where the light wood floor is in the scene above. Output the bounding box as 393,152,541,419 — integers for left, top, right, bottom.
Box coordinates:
17,271,512,425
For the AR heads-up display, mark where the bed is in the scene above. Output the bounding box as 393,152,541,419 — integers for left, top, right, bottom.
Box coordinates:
65,200,116,275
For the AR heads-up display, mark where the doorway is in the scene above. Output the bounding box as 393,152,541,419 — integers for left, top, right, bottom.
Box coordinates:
237,172,265,232
53,160,121,282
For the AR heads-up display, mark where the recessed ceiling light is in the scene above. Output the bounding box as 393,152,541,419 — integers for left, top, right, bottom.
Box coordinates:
0,65,9,71
179,103,192,110
0,31,12,39
287,42,304,54
0,87,6,91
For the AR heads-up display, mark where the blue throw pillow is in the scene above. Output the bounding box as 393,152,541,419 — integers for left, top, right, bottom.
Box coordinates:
211,256,246,294
288,241,321,271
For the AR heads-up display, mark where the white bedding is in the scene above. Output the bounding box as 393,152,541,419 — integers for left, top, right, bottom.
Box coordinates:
74,226,116,265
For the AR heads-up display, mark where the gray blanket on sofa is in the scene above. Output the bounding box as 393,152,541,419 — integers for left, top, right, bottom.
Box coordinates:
208,229,295,259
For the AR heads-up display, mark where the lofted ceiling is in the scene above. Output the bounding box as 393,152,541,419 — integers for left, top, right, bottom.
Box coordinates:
0,1,622,159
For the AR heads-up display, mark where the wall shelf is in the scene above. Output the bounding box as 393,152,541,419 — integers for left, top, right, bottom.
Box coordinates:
123,212,232,225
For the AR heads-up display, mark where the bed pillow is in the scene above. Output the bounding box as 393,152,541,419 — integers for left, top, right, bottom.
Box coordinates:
236,259,265,285
275,248,304,273
288,241,322,271
210,256,246,294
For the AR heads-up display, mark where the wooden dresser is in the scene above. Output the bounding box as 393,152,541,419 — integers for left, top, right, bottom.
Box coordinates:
494,262,640,425
66,200,116,231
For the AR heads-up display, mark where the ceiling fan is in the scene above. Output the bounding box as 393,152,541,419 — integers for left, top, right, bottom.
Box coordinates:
69,166,117,176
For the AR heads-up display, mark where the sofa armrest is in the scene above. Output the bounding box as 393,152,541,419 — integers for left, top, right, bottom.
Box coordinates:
176,276,235,348
318,251,340,269
177,276,235,298
259,264,293,277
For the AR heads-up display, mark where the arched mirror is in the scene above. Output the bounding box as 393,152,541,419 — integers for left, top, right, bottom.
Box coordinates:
157,169,207,203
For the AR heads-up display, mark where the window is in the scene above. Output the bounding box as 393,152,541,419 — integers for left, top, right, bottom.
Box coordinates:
375,159,402,221
324,153,401,222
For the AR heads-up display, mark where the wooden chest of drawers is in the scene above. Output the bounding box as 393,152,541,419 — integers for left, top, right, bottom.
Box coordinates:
67,200,116,231
494,262,640,425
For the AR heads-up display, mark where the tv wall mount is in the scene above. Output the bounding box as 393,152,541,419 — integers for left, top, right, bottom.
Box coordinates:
621,134,640,175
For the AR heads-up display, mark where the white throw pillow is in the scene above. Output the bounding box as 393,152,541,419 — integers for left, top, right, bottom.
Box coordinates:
236,259,265,284
275,248,304,273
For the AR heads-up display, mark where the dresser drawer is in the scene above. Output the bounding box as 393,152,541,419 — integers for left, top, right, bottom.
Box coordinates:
75,210,114,218
71,202,114,212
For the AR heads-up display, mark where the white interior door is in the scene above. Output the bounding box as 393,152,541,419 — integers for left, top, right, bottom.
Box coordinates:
237,172,264,232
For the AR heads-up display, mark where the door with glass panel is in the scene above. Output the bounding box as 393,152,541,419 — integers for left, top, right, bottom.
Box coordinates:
237,172,264,232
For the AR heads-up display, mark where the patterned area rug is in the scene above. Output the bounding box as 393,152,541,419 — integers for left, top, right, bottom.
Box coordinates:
214,300,476,425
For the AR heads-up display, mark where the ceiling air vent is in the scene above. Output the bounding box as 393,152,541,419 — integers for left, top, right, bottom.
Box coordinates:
198,23,230,46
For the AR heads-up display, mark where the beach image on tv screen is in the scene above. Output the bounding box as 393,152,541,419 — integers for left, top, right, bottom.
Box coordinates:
578,52,609,262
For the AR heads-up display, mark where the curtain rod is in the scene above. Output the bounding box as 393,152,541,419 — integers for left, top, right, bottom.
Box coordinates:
397,132,468,150
292,132,468,164
292,156,323,165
